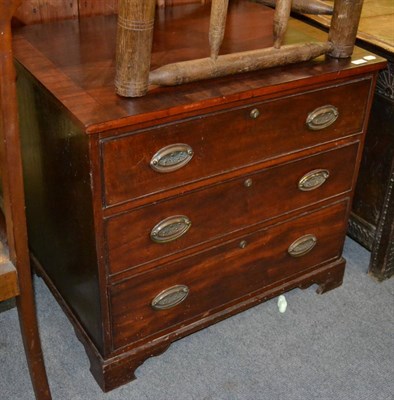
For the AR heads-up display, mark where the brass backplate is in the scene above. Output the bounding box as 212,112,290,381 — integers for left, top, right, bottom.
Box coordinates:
288,234,317,257
150,143,194,173
151,285,190,310
306,105,339,130
150,215,192,244
299,169,330,191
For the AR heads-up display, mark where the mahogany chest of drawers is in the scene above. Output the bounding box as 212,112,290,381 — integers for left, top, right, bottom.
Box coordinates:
13,2,385,392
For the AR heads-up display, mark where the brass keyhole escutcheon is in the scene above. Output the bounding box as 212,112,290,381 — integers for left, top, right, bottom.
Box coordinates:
244,178,253,188
239,240,248,249
250,108,260,119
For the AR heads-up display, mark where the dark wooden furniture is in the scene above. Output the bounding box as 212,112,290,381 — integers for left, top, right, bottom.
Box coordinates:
352,56,394,281
347,2,394,281
0,2,51,399
300,0,394,280
13,1,385,392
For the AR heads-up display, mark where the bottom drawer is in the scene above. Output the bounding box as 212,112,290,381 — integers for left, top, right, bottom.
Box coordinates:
110,201,348,350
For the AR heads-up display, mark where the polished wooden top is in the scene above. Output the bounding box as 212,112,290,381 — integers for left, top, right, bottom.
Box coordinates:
13,1,386,134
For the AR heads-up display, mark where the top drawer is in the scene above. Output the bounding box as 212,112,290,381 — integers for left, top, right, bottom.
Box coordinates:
101,78,371,207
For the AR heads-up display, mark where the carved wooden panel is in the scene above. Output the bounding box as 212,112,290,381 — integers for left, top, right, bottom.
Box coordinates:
78,0,119,17
159,0,207,5
14,0,206,24
369,159,394,281
15,0,79,24
349,61,394,280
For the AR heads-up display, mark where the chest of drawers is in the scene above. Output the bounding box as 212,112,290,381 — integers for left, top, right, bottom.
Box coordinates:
13,2,385,392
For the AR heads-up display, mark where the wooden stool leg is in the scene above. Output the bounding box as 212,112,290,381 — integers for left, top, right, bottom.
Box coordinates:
329,0,364,58
273,0,292,49
209,0,229,60
115,0,156,97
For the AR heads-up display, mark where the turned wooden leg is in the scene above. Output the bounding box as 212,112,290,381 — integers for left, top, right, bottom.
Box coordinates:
209,0,229,60
115,0,156,97
273,0,292,49
329,0,364,58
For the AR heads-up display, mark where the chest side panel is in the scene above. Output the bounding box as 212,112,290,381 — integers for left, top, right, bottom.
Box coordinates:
17,63,104,352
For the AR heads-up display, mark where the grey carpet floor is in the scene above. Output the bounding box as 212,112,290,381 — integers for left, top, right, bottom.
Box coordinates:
0,238,393,400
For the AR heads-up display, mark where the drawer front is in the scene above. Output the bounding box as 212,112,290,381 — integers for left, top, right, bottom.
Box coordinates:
102,78,370,206
106,143,358,274
110,201,348,349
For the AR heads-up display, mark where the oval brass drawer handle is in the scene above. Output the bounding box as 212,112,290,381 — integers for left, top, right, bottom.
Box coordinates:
288,234,317,257
150,143,194,173
151,285,190,310
298,169,330,191
150,215,192,244
306,105,339,130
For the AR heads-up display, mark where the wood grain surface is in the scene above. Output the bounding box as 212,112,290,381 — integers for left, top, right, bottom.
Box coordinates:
14,0,78,24
115,0,156,97
329,0,364,58
12,1,385,392
209,0,229,59
101,78,370,208
105,143,358,275
0,1,52,398
110,200,349,349
149,42,333,86
13,1,386,133
254,0,333,15
13,0,208,24
273,0,292,48
301,0,394,53
0,261,19,302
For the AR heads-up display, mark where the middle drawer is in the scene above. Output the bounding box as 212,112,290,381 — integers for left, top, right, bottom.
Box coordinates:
105,142,358,275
